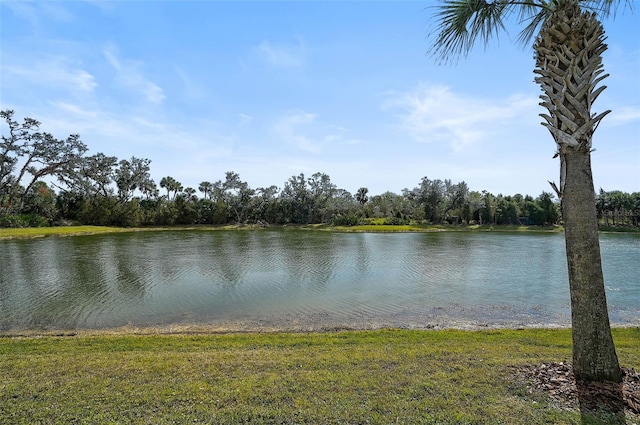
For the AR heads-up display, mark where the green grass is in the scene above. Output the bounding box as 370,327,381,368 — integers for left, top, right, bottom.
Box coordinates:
1,328,639,424
0,224,256,239
599,225,640,233
0,225,134,239
5,223,640,239
3,222,638,239
325,223,563,233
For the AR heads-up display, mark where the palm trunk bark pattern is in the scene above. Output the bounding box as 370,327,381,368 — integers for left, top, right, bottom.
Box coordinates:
533,1,622,383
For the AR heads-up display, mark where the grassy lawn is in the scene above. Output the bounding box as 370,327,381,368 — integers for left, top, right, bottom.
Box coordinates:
1,328,639,424
0,225,135,239
5,223,639,239
3,223,638,239
325,223,563,233
0,224,251,239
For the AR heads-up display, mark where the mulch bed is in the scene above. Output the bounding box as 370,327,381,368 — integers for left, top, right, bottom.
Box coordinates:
514,362,640,418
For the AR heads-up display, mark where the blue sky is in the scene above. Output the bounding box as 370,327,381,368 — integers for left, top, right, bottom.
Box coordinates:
1,1,639,198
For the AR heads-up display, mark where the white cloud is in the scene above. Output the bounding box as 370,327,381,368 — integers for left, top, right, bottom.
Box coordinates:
82,0,115,14
256,39,306,68
54,101,99,119
40,2,75,23
1,1,39,29
273,111,321,153
34,104,139,145
104,46,165,105
1,1,74,32
608,106,640,124
3,57,97,93
26,100,236,181
238,113,253,126
271,111,360,154
384,84,538,151
175,66,205,100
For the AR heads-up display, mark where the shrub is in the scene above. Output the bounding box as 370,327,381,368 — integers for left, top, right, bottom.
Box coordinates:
383,216,409,225
332,214,360,226
0,213,49,228
0,214,24,228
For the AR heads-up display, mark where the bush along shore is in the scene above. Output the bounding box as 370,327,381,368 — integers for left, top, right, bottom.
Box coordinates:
1,328,639,424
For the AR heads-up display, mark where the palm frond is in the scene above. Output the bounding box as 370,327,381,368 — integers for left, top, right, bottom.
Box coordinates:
579,0,635,18
428,0,502,63
515,0,634,47
516,1,552,46
427,0,634,63
428,0,545,63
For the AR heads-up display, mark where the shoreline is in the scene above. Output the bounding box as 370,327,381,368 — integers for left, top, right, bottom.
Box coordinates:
4,324,639,340
2,223,638,240
3,316,639,339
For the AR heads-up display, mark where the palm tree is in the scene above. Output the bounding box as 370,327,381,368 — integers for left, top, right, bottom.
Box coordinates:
159,176,175,200
356,187,369,205
198,181,214,200
160,176,183,201
429,0,631,383
183,187,197,203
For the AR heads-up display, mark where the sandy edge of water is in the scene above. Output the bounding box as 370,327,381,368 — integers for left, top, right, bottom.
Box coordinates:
3,316,639,338
3,303,639,337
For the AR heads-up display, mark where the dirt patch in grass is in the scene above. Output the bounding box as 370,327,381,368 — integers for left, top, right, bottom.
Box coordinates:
514,362,640,420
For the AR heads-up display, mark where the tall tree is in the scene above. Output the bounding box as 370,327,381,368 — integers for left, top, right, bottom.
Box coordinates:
220,171,254,223
1,110,87,214
355,187,370,218
23,181,56,219
281,173,310,224
253,185,280,223
114,157,153,203
183,187,197,202
407,177,444,223
198,181,214,200
440,179,469,223
356,187,369,205
307,172,336,223
370,191,413,220
537,191,560,225
159,176,183,200
71,153,118,198
429,0,628,382
139,178,159,201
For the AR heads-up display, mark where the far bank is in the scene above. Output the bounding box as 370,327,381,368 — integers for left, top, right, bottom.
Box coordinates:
0,223,594,239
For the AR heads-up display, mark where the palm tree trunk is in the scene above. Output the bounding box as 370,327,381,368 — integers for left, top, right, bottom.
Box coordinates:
563,148,621,383
534,2,621,383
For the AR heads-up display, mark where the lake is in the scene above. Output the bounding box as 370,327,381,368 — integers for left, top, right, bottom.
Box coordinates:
1,230,638,332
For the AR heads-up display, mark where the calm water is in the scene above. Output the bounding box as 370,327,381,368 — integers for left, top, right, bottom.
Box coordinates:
1,230,638,331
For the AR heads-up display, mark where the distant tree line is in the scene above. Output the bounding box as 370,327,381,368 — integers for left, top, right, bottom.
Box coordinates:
2,110,637,228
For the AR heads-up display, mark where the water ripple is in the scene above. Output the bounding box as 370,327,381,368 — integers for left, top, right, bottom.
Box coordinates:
1,231,638,331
